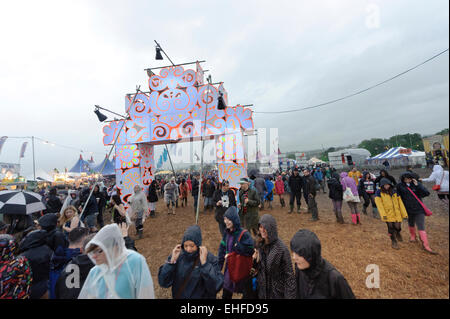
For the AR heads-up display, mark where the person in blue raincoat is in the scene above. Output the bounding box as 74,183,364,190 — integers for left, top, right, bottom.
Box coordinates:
218,206,255,299
264,177,274,210
158,225,223,299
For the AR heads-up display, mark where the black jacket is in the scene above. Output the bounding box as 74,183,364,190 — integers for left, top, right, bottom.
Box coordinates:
290,230,355,299
212,189,237,223
396,182,430,215
19,230,53,299
55,254,94,299
202,182,216,198
303,175,317,197
79,189,98,217
288,174,303,193
191,179,199,197
374,170,397,187
93,190,106,213
38,213,68,252
46,195,62,214
327,176,343,201
147,182,158,203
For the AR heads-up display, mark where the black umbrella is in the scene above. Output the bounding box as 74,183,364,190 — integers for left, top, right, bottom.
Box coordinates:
0,190,46,215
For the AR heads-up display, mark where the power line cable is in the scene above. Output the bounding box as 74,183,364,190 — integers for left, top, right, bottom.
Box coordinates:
254,48,449,114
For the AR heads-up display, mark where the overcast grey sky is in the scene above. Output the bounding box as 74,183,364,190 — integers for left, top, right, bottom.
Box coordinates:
0,0,448,176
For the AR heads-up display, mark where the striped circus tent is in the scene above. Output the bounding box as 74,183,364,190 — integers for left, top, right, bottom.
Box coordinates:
369,147,423,161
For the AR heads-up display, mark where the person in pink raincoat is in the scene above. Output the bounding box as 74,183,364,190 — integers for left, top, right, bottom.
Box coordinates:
274,175,286,208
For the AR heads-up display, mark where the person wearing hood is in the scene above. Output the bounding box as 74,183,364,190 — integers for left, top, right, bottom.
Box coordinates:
374,178,408,250
264,177,274,210
78,187,99,233
420,164,449,206
327,172,345,224
274,175,286,208
253,214,296,299
128,185,149,239
290,229,355,299
46,187,63,215
38,213,68,253
396,172,437,254
218,206,255,299
48,227,89,299
79,223,155,299
158,225,223,299
340,172,361,225
59,189,80,216
147,180,159,218
19,229,53,298
0,234,32,299
374,170,397,189
358,171,378,218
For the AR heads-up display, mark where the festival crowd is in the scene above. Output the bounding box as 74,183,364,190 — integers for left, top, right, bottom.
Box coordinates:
0,162,448,299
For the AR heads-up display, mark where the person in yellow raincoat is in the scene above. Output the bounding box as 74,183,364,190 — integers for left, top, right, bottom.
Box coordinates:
374,178,408,250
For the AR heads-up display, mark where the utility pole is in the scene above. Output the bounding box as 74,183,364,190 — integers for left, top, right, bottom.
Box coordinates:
32,136,36,181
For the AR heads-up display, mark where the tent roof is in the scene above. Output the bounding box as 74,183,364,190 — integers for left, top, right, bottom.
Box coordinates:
93,157,115,175
69,155,91,173
328,148,371,157
369,147,423,160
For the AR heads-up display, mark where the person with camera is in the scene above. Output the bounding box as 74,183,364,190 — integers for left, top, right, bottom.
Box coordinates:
213,180,237,237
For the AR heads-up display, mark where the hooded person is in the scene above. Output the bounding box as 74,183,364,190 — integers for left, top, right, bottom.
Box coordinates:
340,172,361,225
374,169,397,188
374,178,408,250
0,234,33,299
218,206,255,299
396,172,437,254
158,225,223,299
147,180,159,218
79,224,155,299
19,229,53,299
253,214,296,299
290,229,355,299
128,185,149,239
60,190,80,216
38,213,68,253
164,177,179,215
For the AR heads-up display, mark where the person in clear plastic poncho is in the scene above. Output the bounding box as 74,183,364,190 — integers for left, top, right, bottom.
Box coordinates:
78,224,155,299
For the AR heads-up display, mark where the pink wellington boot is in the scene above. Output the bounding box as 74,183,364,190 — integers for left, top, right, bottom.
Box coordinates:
418,231,438,255
408,227,417,242
351,214,357,225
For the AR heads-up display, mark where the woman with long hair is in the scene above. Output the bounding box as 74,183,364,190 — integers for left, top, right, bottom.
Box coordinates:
58,206,83,235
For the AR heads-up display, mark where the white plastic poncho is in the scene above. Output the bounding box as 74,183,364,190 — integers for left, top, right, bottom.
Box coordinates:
78,224,155,299
128,188,149,223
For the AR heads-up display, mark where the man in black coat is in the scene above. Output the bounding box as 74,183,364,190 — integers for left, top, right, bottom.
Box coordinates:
38,213,68,253
288,168,303,214
212,180,237,237
19,229,53,299
290,229,355,299
327,172,344,223
191,174,200,214
303,169,319,221
78,187,99,232
45,188,62,215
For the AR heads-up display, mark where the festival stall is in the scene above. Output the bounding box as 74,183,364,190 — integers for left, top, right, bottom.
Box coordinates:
368,147,426,168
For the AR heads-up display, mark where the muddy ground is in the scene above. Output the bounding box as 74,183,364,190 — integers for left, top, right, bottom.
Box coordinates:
114,168,448,299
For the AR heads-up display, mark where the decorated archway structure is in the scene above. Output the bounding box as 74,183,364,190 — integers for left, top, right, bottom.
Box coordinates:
102,64,254,203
